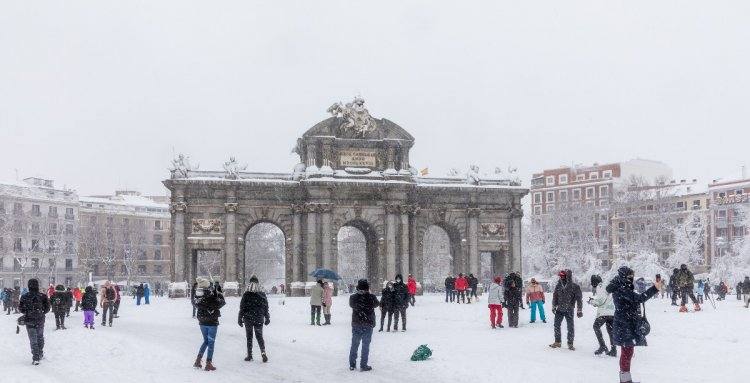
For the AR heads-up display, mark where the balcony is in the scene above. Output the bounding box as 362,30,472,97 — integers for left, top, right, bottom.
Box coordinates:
64,214,75,220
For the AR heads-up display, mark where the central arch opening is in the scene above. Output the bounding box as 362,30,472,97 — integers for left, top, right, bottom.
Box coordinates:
422,225,453,293
244,222,286,292
336,221,379,291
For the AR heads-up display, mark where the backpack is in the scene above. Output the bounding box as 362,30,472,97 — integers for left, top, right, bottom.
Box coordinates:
106,287,116,301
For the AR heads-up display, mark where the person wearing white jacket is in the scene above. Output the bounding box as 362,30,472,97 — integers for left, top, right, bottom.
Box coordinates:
589,275,616,357
487,276,504,329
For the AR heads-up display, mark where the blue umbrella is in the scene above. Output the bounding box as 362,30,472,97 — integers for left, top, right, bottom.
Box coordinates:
309,268,341,281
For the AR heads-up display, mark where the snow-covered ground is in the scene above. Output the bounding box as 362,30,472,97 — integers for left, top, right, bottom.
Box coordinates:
4,293,749,383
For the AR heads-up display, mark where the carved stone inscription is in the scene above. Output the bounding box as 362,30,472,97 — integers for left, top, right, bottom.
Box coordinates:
339,148,378,167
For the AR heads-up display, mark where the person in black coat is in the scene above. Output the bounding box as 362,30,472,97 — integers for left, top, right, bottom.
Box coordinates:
50,284,71,330
19,278,50,365
238,276,270,363
378,281,395,332
606,266,659,383
467,273,479,303
81,285,98,329
349,279,379,372
193,278,226,371
549,269,583,350
190,282,198,318
504,272,523,328
444,274,455,303
392,274,409,331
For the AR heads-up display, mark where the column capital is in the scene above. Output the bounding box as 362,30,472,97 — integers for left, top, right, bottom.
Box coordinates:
224,202,239,213
467,207,482,218
404,204,421,216
170,201,187,213
384,203,400,215
291,203,305,214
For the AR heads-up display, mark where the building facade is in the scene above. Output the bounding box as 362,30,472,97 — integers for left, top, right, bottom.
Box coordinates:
0,178,79,288
708,177,749,261
78,191,171,289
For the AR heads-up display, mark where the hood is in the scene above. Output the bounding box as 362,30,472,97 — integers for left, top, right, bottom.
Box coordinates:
247,282,262,293
28,278,40,292
395,274,404,283
356,279,369,292
618,266,634,279
85,286,93,294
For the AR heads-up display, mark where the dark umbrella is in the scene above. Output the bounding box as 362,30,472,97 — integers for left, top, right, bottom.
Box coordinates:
309,268,341,281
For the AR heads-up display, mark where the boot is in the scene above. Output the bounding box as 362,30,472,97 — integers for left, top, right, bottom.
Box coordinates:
619,371,633,383
607,346,618,357
679,305,688,313
594,346,608,355
261,351,268,363
323,314,331,325
244,354,253,362
694,303,701,312
204,360,216,371
193,356,203,369
549,342,561,348
567,343,575,351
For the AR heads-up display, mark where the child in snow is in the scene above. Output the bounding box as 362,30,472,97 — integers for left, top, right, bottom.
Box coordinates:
81,286,98,329
526,278,546,323
487,276,504,329
322,281,333,325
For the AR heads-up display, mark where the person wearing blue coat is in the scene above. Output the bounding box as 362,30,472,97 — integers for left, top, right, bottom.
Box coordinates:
144,284,151,305
606,266,659,383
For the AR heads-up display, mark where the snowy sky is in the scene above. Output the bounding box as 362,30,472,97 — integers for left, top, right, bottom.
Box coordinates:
1,1,749,196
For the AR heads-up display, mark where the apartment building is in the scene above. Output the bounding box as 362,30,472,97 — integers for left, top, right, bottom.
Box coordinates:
708,177,749,261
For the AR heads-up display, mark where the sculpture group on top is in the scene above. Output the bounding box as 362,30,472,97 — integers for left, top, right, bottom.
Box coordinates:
326,96,376,139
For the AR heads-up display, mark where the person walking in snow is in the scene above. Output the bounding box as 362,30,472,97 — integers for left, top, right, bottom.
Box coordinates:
47,284,55,299
144,283,151,305
526,277,546,323
504,272,523,328
112,284,121,318
589,275,616,357
309,279,324,326
50,284,70,330
676,264,700,312
694,280,704,304
19,278,50,365
737,281,743,301
487,276,504,329
65,287,73,317
743,276,750,308
378,281,395,332
392,274,409,331
136,283,145,306
99,281,117,327
2,288,11,314
444,274,455,303
12,286,21,314
468,273,479,303
549,269,583,351
407,274,417,306
349,279,379,372
322,281,333,325
238,276,270,363
193,277,226,371
668,268,679,306
606,267,659,383
454,273,468,304
81,285,97,329
72,286,82,312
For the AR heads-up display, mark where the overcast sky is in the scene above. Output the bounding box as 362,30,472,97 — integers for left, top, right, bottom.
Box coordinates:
1,1,748,196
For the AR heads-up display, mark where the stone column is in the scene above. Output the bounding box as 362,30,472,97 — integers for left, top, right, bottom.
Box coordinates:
400,146,411,173
305,203,319,280
170,193,187,282
400,206,410,277
409,205,421,281
467,208,481,276
385,204,398,280
321,203,333,269
292,204,303,282
510,206,524,274
224,198,239,282
305,141,318,171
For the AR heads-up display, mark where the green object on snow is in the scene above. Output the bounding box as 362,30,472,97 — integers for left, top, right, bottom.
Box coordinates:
410,344,432,361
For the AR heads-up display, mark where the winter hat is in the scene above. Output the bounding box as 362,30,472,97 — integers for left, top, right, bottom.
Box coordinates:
494,276,502,284
558,270,567,279
55,284,65,292
85,286,93,293
28,278,40,292
590,275,602,288
356,279,369,291
618,266,634,278
247,275,261,292
196,277,211,289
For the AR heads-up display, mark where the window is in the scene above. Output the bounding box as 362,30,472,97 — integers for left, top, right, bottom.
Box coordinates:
546,204,556,213
716,227,727,238
559,190,568,202
65,241,74,254
692,200,701,210
31,223,40,234
676,201,685,210
154,265,163,275
31,258,39,268
13,202,23,214
559,174,568,185
138,249,147,260
618,222,626,232
575,174,585,181
93,265,99,275
603,170,612,179
545,176,555,186
0,202,5,214
138,265,147,275
153,235,163,246
122,218,129,226
13,238,23,252
154,249,162,260
718,210,727,219
106,217,114,226
48,258,56,269
586,187,595,199
49,223,58,235
48,206,58,217
65,208,74,219
65,224,74,235
599,185,609,198
599,200,609,207
533,192,542,204
546,191,555,203
589,172,599,180
31,239,40,252
121,264,127,274
572,189,581,201
533,206,542,215
154,220,162,230
732,226,745,237
676,217,684,225
48,240,56,252
736,189,744,195
0,237,3,250
31,204,41,217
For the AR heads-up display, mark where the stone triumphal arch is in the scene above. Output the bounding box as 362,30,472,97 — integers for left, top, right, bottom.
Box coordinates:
164,97,528,294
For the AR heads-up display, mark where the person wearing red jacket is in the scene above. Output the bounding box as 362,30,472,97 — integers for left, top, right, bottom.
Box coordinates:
406,275,417,307
454,273,468,304
72,287,82,312
47,284,56,298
